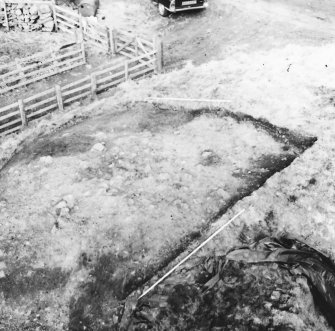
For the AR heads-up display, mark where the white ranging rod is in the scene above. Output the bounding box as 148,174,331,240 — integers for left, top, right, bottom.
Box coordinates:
147,97,232,103
138,209,245,300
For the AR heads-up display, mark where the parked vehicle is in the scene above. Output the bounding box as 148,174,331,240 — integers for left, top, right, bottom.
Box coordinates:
77,0,100,17
153,0,208,17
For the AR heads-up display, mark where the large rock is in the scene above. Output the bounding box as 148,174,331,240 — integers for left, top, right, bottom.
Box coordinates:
63,194,75,210
38,4,52,14
91,142,105,152
39,12,52,19
29,5,39,15
42,20,54,32
0,261,6,271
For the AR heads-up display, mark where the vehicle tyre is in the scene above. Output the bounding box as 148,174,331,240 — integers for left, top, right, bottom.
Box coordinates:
158,3,169,16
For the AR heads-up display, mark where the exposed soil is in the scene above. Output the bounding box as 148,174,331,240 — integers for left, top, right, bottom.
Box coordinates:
0,102,315,330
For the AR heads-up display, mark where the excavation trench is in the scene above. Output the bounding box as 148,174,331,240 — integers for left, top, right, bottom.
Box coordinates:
0,104,317,330
64,106,316,331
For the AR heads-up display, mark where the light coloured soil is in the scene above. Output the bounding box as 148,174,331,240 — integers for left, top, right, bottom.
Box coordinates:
0,102,297,328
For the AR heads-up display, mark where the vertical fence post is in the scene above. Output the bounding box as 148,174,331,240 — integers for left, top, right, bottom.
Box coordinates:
78,15,84,43
106,26,111,54
153,37,163,74
18,99,27,128
80,42,86,64
124,61,129,81
51,0,58,31
110,29,117,56
52,48,59,73
135,36,139,56
55,85,64,111
3,2,9,31
90,73,97,99
15,58,25,83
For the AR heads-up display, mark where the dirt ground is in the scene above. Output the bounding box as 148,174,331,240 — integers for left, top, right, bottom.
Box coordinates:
0,102,311,329
1,0,335,330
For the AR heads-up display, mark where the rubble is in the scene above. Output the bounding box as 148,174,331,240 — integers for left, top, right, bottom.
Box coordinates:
5,2,55,32
91,142,106,152
39,156,53,165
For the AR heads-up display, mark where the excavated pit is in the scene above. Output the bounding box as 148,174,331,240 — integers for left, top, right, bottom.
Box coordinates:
0,104,317,330
62,105,316,330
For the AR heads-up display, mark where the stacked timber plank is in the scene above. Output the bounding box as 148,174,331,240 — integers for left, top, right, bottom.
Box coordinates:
5,1,55,31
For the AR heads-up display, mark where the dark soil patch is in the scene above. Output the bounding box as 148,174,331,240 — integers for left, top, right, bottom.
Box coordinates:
69,254,133,331
199,149,222,166
184,106,316,152
127,259,301,330
8,132,95,165
232,153,297,191
137,104,195,132
0,266,70,299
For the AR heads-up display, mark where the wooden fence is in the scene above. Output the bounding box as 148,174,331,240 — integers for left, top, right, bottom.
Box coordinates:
0,1,9,30
0,49,159,136
53,4,80,34
0,42,85,94
1,1,157,56
53,5,156,56
53,5,111,52
0,1,162,137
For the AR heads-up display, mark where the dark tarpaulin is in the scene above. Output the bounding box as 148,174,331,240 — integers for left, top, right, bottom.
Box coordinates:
226,237,335,329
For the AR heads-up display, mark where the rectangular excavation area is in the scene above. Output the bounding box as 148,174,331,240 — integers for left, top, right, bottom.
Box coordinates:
0,103,315,330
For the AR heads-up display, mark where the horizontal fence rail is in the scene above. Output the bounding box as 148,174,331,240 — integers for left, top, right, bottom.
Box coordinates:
0,50,159,137
0,1,163,137
54,4,80,33
1,1,157,56
0,2,9,30
82,18,109,52
0,42,86,94
53,5,156,56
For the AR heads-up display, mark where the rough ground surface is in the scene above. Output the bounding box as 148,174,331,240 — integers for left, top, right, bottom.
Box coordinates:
0,102,309,330
1,0,335,330
0,32,67,65
127,258,330,331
